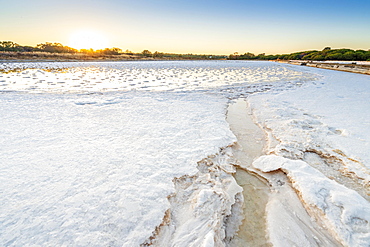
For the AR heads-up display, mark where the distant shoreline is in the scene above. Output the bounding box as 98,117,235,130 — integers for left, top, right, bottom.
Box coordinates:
1,54,369,76
0,51,225,62
279,60,370,75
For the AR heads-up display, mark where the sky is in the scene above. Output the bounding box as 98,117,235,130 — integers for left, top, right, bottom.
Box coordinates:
1,0,369,55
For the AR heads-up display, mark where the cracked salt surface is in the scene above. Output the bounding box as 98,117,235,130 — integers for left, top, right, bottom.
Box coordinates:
1,60,370,246
2,61,315,246
247,66,370,246
1,92,235,246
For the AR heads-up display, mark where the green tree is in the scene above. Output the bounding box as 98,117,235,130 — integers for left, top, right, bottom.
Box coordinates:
228,52,240,60
312,54,325,61
239,52,255,60
142,50,152,57
287,53,300,60
19,46,36,52
98,47,122,55
153,51,164,58
0,41,20,51
278,54,289,60
354,51,365,60
326,53,343,60
37,42,77,53
365,51,370,61
342,51,355,60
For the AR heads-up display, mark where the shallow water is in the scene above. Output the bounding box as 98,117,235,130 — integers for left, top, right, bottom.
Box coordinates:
227,99,343,247
232,169,271,247
226,99,271,246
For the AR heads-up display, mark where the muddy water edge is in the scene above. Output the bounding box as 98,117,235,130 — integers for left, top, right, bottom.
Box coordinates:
226,98,272,246
226,98,342,247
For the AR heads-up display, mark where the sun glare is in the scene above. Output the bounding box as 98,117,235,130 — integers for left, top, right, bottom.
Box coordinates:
68,30,109,50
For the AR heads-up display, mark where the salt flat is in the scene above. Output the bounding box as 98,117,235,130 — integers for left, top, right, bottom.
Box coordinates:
247,65,370,246
0,61,369,246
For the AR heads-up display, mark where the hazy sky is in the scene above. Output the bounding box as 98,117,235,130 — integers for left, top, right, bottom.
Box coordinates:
1,0,369,54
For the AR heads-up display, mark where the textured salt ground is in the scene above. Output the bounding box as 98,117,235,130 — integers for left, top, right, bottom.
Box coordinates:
227,99,341,246
244,66,370,246
0,61,318,94
0,92,235,247
2,61,370,246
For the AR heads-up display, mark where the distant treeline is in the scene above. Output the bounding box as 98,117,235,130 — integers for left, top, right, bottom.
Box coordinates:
3,41,369,61
1,41,130,55
229,47,370,61
0,41,226,60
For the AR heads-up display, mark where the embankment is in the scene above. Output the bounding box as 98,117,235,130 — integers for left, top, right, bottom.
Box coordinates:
283,60,370,75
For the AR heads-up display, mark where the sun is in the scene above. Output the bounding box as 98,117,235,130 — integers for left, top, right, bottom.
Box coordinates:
68,30,109,50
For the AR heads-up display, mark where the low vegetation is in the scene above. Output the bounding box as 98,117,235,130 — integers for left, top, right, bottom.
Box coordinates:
1,41,369,61
229,47,370,61
0,41,225,60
